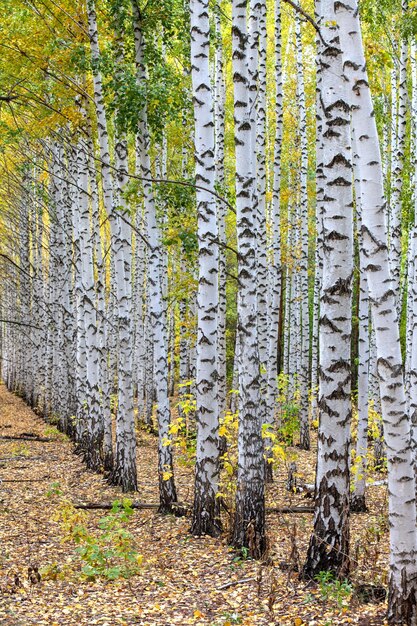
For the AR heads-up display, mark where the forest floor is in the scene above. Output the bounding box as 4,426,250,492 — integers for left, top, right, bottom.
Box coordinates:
0,383,389,626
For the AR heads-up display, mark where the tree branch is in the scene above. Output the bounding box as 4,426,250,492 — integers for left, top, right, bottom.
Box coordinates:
0,95,19,102
0,319,41,330
282,0,325,44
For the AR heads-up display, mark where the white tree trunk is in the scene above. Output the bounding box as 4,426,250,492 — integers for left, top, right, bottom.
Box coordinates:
351,198,369,513
336,2,417,620
389,14,407,318
132,8,177,509
76,135,103,471
214,10,227,424
255,0,268,434
231,0,266,558
87,0,137,491
303,0,353,578
265,0,283,480
311,0,324,421
296,14,310,451
189,0,220,535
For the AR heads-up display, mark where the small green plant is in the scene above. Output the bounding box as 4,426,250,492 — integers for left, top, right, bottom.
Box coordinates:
358,514,389,585
43,426,67,441
46,414,60,426
170,386,198,468
221,612,242,624
54,499,143,580
315,571,353,608
176,381,196,420
40,562,70,581
275,373,301,445
278,402,300,444
10,443,30,457
262,420,298,477
366,514,389,539
350,402,387,486
230,546,250,569
217,406,239,532
110,393,118,414
46,481,62,498
303,592,314,604
168,382,197,467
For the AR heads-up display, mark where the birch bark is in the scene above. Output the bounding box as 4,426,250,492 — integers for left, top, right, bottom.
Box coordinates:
132,7,177,509
302,0,353,578
265,0,283,480
336,1,417,619
231,0,266,557
189,0,221,535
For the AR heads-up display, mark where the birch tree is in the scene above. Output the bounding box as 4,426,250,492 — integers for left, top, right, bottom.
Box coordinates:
336,1,417,619
295,13,310,451
87,0,137,491
302,0,353,578
389,1,407,317
351,189,370,512
188,0,221,536
132,5,178,510
214,10,227,426
231,0,266,558
311,0,324,421
265,0,283,481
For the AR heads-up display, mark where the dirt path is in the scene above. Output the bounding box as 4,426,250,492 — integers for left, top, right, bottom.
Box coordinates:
0,384,388,625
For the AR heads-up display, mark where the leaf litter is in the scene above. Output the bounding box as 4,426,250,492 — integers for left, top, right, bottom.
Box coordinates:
0,384,388,625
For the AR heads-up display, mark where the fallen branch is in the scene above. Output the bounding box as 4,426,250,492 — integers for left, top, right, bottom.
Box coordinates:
0,456,58,463
75,501,191,513
217,577,256,591
1,477,50,483
75,502,158,510
74,501,313,514
0,434,52,442
267,506,315,514
71,502,379,516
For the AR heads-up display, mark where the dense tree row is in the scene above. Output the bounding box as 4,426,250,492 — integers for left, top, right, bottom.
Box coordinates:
1,0,417,621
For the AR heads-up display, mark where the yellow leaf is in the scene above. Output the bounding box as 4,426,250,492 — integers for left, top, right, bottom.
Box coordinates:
225,462,234,476
294,619,303,626
194,609,204,618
